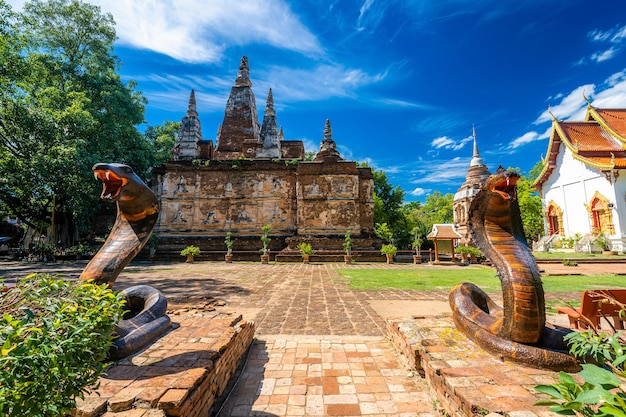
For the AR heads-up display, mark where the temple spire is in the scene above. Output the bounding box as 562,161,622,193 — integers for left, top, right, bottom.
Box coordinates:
265,88,275,116
469,126,485,167
472,125,479,158
235,56,252,87
313,119,342,161
187,89,198,117
257,88,280,158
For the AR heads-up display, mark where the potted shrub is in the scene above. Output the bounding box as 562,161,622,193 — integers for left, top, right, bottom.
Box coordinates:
380,244,397,264
455,245,481,264
297,242,314,263
412,236,423,264
180,245,200,263
343,231,353,264
224,232,234,263
260,225,271,264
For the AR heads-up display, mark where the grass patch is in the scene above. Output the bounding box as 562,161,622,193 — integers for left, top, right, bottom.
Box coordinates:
338,266,501,291
532,252,622,259
337,267,625,294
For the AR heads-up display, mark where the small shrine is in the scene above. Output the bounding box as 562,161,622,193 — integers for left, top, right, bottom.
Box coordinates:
151,57,376,260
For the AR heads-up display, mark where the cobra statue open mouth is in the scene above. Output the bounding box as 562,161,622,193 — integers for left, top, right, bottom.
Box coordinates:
94,165,128,202
81,163,171,359
448,167,579,371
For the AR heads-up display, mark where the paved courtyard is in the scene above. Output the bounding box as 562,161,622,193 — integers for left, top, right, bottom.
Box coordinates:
0,260,618,416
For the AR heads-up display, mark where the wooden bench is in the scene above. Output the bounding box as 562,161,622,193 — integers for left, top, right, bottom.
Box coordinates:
557,289,626,330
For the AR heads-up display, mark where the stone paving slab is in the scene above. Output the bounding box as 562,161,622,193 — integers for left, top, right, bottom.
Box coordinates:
216,335,437,417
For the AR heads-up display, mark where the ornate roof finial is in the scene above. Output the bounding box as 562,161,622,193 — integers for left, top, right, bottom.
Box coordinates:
547,106,558,121
278,126,284,140
265,88,275,116
187,89,198,117
235,56,252,87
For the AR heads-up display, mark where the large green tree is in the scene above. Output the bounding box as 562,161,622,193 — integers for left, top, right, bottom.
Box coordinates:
143,121,180,166
0,0,152,243
512,161,546,243
366,167,416,247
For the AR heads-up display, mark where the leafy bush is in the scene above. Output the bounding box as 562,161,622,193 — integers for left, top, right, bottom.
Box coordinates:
0,274,125,416
380,244,397,255
343,231,352,256
535,295,626,416
260,225,271,255
455,245,482,258
297,242,314,256
224,232,233,255
180,245,200,257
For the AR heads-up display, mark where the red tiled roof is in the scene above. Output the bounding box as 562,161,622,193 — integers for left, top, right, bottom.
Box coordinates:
594,108,626,139
533,107,626,189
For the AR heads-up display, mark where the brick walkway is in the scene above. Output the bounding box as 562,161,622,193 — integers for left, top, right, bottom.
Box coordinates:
0,260,620,416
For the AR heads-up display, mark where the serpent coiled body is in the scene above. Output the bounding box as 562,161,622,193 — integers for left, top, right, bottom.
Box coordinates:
449,168,579,371
81,163,171,359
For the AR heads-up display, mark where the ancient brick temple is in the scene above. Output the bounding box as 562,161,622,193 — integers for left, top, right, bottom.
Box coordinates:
152,57,375,260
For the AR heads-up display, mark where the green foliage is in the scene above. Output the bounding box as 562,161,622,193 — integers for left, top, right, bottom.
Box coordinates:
0,274,125,416
380,243,397,256
343,231,352,256
535,295,626,416
180,245,200,257
374,222,393,243
535,364,626,416
594,234,612,251
296,242,314,256
224,232,233,254
509,164,545,243
370,168,407,245
260,225,271,255
0,0,152,240
146,234,159,250
143,121,180,166
455,245,482,257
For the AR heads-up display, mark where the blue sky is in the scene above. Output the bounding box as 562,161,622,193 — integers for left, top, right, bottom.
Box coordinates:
8,1,626,202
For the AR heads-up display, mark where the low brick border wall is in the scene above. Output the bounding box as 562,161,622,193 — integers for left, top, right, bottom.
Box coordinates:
386,316,562,417
73,313,255,417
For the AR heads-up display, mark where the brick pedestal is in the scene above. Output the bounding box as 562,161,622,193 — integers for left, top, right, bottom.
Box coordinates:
387,316,563,417
73,312,255,417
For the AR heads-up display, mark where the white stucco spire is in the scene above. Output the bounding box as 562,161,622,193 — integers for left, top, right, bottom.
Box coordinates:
470,125,485,167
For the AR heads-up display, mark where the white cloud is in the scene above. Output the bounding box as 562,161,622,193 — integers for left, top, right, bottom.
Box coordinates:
590,48,616,63
511,69,626,151
431,135,472,151
592,69,626,108
409,157,470,185
89,0,323,63
410,187,430,197
535,84,594,124
509,131,540,149
583,24,626,65
257,64,387,102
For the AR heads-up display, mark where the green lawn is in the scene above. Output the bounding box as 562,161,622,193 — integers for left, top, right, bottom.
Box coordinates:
337,266,625,293
532,252,624,260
